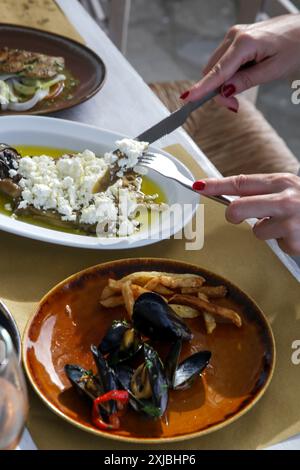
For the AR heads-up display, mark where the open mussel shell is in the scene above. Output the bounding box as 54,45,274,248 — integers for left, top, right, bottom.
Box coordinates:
165,339,182,386
64,364,102,401
143,343,168,416
114,364,133,391
132,292,192,342
0,143,20,179
91,345,118,414
114,344,168,419
173,350,211,390
99,320,142,367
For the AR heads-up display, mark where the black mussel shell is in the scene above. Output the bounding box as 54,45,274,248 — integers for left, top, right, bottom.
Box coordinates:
165,339,182,386
132,292,192,342
143,343,168,417
99,320,130,355
173,350,211,390
109,329,142,367
113,364,134,391
91,345,118,414
114,344,168,419
64,364,102,400
0,144,20,180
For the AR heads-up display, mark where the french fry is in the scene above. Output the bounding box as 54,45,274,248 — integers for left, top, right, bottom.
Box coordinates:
119,271,165,286
203,312,217,334
100,285,117,300
100,295,124,308
120,271,205,288
122,281,135,317
169,294,242,327
130,284,151,300
198,293,209,302
108,278,123,292
198,286,227,298
181,287,202,295
169,304,200,319
144,278,174,295
159,274,205,289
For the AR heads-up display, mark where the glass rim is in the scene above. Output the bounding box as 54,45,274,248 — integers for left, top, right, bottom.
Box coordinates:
0,326,14,372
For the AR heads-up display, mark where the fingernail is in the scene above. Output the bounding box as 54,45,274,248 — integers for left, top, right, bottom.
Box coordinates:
193,180,206,191
228,107,238,113
180,90,190,100
221,84,236,98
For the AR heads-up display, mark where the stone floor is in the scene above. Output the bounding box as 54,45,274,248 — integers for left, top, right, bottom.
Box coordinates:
126,0,300,162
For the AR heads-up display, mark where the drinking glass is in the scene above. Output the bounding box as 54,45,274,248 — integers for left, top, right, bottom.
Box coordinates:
0,326,28,450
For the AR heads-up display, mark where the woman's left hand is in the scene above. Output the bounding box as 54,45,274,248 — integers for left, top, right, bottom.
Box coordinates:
193,173,300,256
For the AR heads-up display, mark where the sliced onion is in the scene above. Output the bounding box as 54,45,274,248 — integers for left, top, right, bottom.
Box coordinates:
0,73,18,81
40,74,66,90
7,88,49,111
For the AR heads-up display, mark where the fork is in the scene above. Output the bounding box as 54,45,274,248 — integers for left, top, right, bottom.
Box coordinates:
138,152,230,206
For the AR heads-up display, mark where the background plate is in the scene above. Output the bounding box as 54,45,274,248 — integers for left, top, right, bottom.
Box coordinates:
0,24,106,115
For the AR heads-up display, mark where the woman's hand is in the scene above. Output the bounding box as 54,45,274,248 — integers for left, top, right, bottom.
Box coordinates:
180,14,300,112
193,173,300,256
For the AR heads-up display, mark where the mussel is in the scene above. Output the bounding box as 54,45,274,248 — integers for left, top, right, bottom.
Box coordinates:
132,292,192,342
91,345,118,413
99,320,142,366
65,363,120,428
0,143,21,198
165,340,211,390
99,320,130,355
116,343,168,419
64,364,102,400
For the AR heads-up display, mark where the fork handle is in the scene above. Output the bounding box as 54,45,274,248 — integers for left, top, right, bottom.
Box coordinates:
172,174,230,206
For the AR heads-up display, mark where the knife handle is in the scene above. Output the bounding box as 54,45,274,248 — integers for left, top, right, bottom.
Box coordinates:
184,60,257,118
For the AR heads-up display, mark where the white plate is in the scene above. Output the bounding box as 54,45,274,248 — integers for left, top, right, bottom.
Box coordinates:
0,116,199,249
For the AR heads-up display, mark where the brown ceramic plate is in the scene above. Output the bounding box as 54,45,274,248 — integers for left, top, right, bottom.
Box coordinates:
23,258,275,443
0,24,106,115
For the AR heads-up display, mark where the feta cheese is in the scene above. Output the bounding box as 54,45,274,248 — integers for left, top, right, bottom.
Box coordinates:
16,151,108,221
104,138,148,176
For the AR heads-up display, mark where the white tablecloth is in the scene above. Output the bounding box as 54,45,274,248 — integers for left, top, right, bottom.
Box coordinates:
18,0,300,450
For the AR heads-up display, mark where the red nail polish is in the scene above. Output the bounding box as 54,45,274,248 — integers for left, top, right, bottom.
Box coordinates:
221,84,236,98
228,107,238,113
180,90,190,100
193,181,206,191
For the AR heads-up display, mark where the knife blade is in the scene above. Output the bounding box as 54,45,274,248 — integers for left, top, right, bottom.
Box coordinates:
136,89,219,143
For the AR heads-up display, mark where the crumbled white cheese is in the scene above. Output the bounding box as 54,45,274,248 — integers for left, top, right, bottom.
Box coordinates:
17,150,108,222
104,138,148,177
4,203,12,211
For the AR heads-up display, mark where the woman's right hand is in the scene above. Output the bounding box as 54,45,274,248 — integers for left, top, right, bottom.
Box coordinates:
181,14,300,112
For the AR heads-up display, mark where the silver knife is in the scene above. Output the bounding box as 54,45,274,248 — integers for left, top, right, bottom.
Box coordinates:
96,89,218,192
136,89,219,143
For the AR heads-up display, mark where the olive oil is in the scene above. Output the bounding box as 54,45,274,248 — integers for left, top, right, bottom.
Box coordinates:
0,145,166,236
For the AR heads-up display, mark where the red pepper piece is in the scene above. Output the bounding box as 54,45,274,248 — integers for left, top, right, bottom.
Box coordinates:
92,390,129,431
